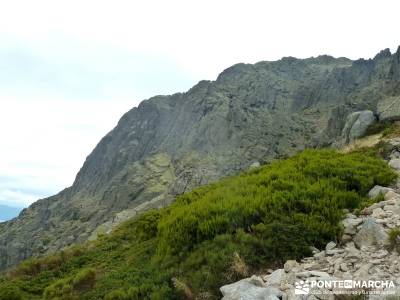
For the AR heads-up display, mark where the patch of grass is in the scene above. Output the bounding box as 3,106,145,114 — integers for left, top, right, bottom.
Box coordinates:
363,121,391,137
0,149,396,299
354,193,385,216
388,228,400,253
382,121,400,138
362,120,400,138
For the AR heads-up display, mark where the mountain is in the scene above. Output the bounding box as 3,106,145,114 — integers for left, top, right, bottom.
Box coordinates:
0,205,22,222
0,47,399,271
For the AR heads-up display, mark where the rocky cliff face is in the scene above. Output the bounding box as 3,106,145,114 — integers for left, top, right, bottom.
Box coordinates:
1,47,399,271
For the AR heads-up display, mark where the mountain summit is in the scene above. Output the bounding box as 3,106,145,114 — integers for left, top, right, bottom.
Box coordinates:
1,47,399,270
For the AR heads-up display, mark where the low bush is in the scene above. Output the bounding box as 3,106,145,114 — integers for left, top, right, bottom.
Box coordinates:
71,268,96,291
0,284,24,300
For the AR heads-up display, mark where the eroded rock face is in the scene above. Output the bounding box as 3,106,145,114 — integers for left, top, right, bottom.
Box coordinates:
1,48,400,271
339,110,376,144
377,96,400,122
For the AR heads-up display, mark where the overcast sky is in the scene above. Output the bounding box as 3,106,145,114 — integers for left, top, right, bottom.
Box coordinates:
0,0,399,208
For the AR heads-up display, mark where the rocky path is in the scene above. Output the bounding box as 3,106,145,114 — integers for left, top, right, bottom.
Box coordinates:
220,143,400,300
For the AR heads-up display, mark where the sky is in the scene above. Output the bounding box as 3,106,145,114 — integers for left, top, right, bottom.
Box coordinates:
0,0,399,208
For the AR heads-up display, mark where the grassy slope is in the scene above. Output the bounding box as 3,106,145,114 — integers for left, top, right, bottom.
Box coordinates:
0,149,396,300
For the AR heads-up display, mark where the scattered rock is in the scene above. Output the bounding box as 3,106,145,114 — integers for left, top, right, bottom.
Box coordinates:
249,161,261,168
264,269,285,286
354,218,389,248
377,96,400,122
389,158,400,171
283,260,298,273
390,150,400,159
340,263,348,272
221,159,400,299
341,234,352,243
371,207,386,218
386,190,400,201
248,275,265,287
325,241,337,251
220,280,282,300
309,271,330,278
368,185,393,199
371,249,389,259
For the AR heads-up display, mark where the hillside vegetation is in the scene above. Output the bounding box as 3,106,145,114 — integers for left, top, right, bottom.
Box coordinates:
3,48,399,271
0,149,396,300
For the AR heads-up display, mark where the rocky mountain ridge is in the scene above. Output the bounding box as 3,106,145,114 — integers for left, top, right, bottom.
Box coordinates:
1,47,399,271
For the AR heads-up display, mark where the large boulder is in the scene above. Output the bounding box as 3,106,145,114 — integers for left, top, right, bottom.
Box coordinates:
377,96,400,122
368,185,394,199
220,279,283,300
353,218,388,249
389,158,400,171
264,269,286,287
340,110,376,144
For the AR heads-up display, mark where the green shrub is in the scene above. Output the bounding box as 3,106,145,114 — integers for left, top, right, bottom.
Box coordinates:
105,289,127,300
0,284,24,300
156,150,395,259
388,228,400,252
43,268,96,299
16,258,42,276
71,268,96,291
43,278,74,300
363,122,391,136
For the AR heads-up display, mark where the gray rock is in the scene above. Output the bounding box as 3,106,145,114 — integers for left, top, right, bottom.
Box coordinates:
248,275,265,287
325,241,336,251
249,161,261,168
390,150,400,159
220,280,282,300
371,207,386,218
384,190,400,200
313,251,326,259
368,185,393,199
326,249,345,256
342,217,363,227
265,296,280,300
377,96,400,122
284,260,299,273
354,263,372,280
340,263,348,272
339,110,376,144
296,271,311,278
341,234,352,243
343,225,357,235
389,158,400,171
371,249,389,259
265,269,285,286
353,218,389,249
309,270,330,277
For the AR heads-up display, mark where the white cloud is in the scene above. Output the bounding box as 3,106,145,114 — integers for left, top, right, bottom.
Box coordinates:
0,189,37,208
0,0,399,207
0,0,398,79
0,96,137,206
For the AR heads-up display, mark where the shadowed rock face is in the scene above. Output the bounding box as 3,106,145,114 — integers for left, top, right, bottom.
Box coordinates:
1,48,399,270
